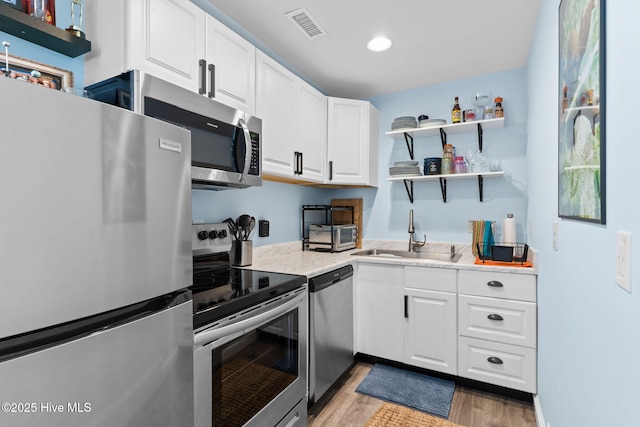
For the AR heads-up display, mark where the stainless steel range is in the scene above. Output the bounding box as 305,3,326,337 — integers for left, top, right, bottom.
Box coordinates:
191,223,308,427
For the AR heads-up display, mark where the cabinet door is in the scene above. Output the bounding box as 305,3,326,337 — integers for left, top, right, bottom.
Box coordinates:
129,0,206,93
297,80,327,182
327,97,378,186
205,15,256,114
256,51,298,178
404,289,457,375
355,264,403,361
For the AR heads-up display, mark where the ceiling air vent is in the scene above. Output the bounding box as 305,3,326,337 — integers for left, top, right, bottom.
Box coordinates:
285,8,326,39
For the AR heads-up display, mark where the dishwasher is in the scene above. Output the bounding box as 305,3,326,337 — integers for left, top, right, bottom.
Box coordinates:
308,264,354,404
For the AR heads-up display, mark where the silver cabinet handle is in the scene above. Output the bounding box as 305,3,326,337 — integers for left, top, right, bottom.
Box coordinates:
487,356,504,365
487,280,504,287
487,313,504,321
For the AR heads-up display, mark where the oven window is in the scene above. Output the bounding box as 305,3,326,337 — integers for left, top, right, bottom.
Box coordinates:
211,309,299,426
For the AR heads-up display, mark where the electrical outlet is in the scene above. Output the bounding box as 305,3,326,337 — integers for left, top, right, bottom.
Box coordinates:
529,220,534,239
467,220,473,233
552,221,558,251
616,231,632,292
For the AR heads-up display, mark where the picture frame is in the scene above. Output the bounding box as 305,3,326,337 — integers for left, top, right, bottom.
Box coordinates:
558,0,606,224
2,0,23,11
0,53,73,90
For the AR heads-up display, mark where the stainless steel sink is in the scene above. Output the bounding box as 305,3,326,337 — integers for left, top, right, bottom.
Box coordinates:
351,248,461,263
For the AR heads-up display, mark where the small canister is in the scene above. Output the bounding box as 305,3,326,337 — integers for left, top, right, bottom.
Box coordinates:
424,157,442,175
453,156,466,174
463,109,475,122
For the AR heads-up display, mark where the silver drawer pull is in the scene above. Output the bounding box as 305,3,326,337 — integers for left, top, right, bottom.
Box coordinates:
487,313,504,321
487,356,504,365
487,280,504,287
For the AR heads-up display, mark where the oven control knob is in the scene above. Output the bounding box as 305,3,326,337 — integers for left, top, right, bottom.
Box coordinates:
197,230,208,240
218,229,228,238
208,230,218,239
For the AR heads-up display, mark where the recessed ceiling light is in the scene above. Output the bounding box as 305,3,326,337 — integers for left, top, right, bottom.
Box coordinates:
367,36,392,52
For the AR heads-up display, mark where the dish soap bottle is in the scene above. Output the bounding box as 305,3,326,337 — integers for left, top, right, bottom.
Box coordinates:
451,96,461,124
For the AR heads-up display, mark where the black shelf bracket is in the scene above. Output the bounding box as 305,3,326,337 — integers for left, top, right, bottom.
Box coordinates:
477,123,484,152
439,128,447,148
403,132,414,160
439,177,447,202
478,175,484,201
402,179,414,203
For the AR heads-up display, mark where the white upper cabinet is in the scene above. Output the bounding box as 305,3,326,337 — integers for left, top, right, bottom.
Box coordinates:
327,97,379,186
205,15,256,114
256,51,298,178
297,80,327,182
85,0,205,90
85,0,255,114
256,51,326,183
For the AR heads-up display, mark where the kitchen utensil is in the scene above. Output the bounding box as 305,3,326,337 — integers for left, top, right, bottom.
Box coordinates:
224,217,239,240
246,217,256,240
236,214,252,240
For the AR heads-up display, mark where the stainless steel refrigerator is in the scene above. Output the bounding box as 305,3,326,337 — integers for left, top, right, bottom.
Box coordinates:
0,77,194,426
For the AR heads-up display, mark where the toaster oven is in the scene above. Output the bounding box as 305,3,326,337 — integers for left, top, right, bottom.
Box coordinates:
307,224,358,252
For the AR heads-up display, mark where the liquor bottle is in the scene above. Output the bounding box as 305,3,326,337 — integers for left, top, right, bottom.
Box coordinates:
494,97,504,118
452,96,461,124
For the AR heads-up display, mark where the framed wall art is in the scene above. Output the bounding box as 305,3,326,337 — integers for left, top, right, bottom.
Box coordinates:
558,0,606,224
0,53,73,90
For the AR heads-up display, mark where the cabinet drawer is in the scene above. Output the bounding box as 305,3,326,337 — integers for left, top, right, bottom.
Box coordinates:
458,270,536,302
458,295,536,348
404,266,456,292
356,263,403,283
458,336,537,393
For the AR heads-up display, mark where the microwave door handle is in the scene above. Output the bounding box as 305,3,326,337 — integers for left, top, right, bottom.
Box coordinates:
237,118,252,183
193,294,302,347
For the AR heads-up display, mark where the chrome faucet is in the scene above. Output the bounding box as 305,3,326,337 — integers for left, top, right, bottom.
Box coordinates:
408,209,426,252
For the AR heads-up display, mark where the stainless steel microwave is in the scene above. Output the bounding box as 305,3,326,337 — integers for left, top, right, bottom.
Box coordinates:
86,70,262,190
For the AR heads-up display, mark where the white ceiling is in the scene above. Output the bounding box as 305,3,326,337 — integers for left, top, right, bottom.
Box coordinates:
205,0,541,99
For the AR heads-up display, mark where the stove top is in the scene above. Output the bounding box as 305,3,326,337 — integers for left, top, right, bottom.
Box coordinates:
191,223,306,330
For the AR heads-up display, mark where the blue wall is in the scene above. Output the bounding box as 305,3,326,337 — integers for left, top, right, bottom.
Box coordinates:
528,1,640,426
364,68,528,244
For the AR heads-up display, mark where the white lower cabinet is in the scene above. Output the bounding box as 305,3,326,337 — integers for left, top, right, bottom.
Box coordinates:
354,263,403,361
355,264,457,375
355,263,538,393
457,270,537,393
404,289,457,374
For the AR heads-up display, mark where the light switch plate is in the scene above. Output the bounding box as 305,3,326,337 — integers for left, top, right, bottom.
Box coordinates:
616,231,632,292
552,221,558,251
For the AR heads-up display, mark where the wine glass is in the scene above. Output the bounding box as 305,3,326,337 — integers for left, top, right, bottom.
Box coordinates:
472,92,492,120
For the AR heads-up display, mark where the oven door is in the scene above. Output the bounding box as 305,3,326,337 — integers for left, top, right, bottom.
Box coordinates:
194,288,307,427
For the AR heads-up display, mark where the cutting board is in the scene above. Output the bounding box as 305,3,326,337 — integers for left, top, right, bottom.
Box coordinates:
331,198,363,249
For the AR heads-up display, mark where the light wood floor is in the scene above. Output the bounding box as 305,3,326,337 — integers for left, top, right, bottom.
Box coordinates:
308,362,537,427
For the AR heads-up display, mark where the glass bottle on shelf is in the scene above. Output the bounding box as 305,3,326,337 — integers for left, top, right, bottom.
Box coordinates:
494,97,504,118
451,96,461,124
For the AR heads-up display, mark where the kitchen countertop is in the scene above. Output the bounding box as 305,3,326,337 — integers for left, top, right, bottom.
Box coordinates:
250,240,537,278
